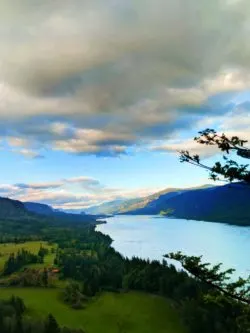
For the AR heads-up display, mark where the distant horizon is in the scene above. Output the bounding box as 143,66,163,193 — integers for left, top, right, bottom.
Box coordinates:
2,181,219,210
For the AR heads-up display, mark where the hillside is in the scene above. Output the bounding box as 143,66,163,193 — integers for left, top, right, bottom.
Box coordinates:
84,185,213,215
0,289,186,333
84,199,128,215
0,196,97,226
0,197,30,219
24,202,54,215
123,183,250,225
85,183,250,225
24,201,98,224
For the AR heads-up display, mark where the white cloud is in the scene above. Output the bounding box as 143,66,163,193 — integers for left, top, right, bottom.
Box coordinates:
0,175,162,209
0,0,250,156
15,149,44,159
152,106,250,158
152,139,220,159
7,137,30,147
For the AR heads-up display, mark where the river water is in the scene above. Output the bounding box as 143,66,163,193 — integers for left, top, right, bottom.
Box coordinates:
97,215,250,278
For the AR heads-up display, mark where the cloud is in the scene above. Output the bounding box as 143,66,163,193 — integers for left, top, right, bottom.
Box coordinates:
7,137,30,147
64,176,104,191
17,191,90,206
152,105,250,158
0,184,19,195
14,176,102,191
65,176,100,185
52,129,132,156
15,149,45,159
15,181,63,190
152,139,220,159
0,175,161,209
29,185,161,209
0,0,250,156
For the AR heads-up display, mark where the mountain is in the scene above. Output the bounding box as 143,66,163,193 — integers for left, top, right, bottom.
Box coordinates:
0,197,98,225
56,209,85,215
122,183,250,225
24,202,54,215
84,185,213,215
24,201,98,223
84,199,138,215
84,183,250,225
0,197,29,219
158,183,250,225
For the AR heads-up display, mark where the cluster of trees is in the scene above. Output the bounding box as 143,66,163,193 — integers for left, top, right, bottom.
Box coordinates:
0,297,84,333
38,246,49,258
0,236,38,244
3,249,44,276
51,227,250,332
63,282,87,309
4,268,50,287
54,233,123,296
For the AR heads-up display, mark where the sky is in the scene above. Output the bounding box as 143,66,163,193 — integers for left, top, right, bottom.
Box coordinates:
0,0,250,210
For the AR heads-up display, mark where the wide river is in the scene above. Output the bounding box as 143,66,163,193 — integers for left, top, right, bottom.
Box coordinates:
97,215,250,278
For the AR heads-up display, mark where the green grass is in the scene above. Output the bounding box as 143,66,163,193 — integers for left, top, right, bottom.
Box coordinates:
0,241,56,272
0,288,186,333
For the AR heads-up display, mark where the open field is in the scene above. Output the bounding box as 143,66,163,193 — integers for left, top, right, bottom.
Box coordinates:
0,288,187,333
0,241,56,272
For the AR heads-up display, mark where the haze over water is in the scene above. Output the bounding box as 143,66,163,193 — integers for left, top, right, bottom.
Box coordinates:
97,215,250,279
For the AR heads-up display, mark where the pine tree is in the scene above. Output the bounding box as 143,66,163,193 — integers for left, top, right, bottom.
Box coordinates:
14,315,23,333
44,314,60,333
42,268,49,287
0,312,5,333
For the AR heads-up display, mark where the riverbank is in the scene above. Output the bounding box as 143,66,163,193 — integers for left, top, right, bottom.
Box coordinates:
97,215,250,278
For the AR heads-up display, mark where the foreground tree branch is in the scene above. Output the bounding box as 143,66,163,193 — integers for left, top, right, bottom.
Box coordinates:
180,129,250,183
165,252,250,305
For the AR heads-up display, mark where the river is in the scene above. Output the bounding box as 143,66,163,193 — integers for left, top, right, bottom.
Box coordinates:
97,215,250,278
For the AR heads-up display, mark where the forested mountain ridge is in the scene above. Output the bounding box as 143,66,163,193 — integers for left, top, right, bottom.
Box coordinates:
24,200,98,223
0,197,31,219
123,183,250,224
24,202,54,215
84,185,212,214
84,199,132,215
0,196,97,225
85,183,250,225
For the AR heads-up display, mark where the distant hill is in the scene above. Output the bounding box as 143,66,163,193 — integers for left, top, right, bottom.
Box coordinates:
84,183,250,225
0,197,97,225
84,199,140,215
84,185,213,215
157,183,250,225
24,201,97,223
24,202,54,215
0,197,29,219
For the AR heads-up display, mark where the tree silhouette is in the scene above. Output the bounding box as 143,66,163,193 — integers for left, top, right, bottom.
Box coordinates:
44,314,60,333
165,252,250,304
167,129,250,307
180,129,250,183
42,268,49,287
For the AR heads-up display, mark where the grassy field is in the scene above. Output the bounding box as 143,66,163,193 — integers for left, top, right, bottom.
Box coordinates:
0,241,56,272
0,288,187,333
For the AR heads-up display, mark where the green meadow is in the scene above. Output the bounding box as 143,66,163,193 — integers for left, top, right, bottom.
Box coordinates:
0,288,187,333
0,241,55,272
